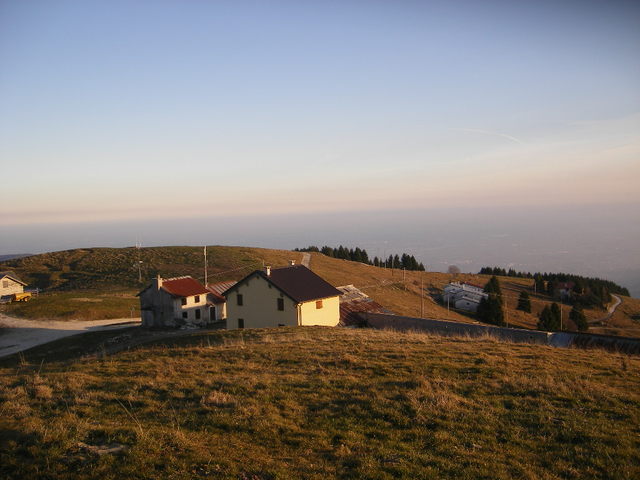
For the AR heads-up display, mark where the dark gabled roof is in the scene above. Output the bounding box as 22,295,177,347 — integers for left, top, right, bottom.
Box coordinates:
0,271,27,286
223,265,342,303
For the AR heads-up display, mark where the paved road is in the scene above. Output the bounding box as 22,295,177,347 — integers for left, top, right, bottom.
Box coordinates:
591,294,622,324
0,314,141,358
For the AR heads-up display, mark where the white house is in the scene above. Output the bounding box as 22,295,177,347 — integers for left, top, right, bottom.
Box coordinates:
223,264,342,330
138,275,211,327
443,282,488,313
0,271,27,299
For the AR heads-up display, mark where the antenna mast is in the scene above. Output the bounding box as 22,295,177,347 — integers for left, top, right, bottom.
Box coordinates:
135,240,143,283
204,246,208,285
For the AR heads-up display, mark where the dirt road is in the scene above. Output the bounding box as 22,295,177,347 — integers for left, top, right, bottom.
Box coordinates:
0,314,141,358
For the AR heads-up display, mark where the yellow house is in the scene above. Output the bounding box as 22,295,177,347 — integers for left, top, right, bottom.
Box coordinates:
223,264,342,329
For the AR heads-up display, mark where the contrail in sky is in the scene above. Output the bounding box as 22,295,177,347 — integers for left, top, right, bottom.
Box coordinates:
453,128,524,145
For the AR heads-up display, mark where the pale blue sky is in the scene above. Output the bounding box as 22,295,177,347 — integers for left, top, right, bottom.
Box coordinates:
2,0,639,224
1,1,640,289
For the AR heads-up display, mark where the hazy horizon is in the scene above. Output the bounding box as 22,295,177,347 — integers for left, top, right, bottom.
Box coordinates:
2,203,639,297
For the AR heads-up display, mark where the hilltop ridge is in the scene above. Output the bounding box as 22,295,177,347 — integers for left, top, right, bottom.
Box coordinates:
1,246,639,336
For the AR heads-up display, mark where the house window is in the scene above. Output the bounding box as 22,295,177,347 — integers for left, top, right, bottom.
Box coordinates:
238,318,244,329
2,280,8,288
316,300,323,309
182,312,188,319
277,298,284,311
194,295,200,303
181,298,187,306
237,294,243,306
195,309,201,320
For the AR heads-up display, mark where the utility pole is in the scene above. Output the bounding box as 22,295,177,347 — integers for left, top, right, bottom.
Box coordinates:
420,274,424,318
204,246,208,286
504,299,508,328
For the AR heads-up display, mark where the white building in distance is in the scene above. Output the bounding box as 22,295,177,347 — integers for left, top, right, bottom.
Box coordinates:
443,282,488,313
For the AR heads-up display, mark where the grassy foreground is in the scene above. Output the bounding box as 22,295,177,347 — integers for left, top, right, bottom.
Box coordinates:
1,327,639,479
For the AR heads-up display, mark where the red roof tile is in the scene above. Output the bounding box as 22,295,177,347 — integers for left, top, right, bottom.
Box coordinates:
161,277,209,297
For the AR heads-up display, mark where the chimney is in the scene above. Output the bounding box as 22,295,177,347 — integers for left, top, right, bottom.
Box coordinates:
154,274,163,290
265,266,271,276
289,260,295,266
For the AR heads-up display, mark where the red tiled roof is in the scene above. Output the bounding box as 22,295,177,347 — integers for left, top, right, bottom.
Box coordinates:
161,277,209,297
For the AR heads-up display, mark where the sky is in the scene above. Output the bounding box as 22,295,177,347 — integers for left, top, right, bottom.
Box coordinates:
1,1,639,291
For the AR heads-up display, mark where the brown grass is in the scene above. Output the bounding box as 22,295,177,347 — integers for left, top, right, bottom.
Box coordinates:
0,327,638,479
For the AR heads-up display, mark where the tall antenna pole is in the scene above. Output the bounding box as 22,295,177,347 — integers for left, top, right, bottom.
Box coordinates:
204,246,208,286
136,240,143,283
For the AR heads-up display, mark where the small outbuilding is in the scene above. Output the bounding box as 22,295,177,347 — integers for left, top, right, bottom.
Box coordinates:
223,264,342,329
0,271,28,300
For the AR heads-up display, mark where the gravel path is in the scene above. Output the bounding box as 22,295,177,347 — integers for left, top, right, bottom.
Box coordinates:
0,313,141,358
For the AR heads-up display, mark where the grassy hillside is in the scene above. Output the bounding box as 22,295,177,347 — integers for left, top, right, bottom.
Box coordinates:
1,327,638,479
1,246,638,335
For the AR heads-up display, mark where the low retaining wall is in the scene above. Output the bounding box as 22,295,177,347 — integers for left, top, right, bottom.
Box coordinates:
360,313,640,354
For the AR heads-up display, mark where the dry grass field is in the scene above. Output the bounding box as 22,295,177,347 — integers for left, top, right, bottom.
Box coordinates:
1,327,639,479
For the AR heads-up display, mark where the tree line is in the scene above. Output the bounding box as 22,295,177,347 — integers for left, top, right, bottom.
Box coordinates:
294,246,425,271
477,276,588,332
478,266,628,308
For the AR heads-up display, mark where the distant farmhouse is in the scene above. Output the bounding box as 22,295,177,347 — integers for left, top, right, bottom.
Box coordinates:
443,282,488,313
223,263,342,329
138,275,212,327
555,282,575,301
0,271,28,300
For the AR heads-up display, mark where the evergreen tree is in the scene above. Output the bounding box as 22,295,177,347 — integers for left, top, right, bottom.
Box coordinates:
373,256,379,267
569,305,588,331
477,296,505,326
550,302,562,329
538,304,561,331
483,276,503,303
516,291,531,313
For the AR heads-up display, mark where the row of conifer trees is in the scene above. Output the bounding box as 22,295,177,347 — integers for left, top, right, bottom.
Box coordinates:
294,246,425,271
